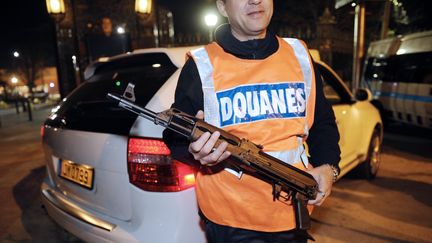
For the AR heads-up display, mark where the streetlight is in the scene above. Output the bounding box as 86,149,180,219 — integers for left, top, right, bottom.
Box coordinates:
204,13,218,42
45,0,65,22
46,0,66,99
11,52,22,86
11,76,18,95
352,2,365,91
135,0,152,15
11,76,18,85
135,0,159,47
116,26,126,34
335,0,365,91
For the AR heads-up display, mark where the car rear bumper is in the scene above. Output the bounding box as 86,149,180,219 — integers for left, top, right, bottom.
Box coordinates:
41,182,137,243
41,178,207,243
41,187,116,232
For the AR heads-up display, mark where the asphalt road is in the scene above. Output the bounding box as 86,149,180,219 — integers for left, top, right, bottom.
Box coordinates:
310,124,432,242
0,106,83,243
0,107,431,243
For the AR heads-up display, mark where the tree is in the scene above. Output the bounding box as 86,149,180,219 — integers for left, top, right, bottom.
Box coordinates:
12,48,46,95
390,0,432,34
10,24,53,95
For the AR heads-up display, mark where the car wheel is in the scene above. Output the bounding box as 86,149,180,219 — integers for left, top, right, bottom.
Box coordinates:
356,128,381,179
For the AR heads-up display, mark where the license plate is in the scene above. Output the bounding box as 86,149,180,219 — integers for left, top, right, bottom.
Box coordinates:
60,160,94,189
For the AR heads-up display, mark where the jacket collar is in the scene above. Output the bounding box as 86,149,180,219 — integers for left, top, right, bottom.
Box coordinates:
214,24,278,60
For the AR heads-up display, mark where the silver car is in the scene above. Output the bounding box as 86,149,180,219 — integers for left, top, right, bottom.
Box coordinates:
41,47,206,243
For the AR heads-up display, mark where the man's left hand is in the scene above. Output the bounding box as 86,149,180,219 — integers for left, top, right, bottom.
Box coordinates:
307,164,334,206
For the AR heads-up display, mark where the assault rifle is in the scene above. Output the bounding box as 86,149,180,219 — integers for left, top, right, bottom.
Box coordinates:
107,83,318,230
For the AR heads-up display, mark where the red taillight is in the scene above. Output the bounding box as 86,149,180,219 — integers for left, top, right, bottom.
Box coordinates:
128,138,170,155
40,125,45,138
127,138,196,192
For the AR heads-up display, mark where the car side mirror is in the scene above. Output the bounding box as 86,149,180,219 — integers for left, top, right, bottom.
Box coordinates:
354,88,372,101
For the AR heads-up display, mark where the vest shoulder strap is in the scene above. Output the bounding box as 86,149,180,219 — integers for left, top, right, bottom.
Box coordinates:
282,38,313,135
189,47,220,126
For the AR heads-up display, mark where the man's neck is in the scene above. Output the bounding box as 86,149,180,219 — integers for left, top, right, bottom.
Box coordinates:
214,24,278,60
230,29,267,42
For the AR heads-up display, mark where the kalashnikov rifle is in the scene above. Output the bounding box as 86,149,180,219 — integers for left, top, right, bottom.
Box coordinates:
107,83,318,230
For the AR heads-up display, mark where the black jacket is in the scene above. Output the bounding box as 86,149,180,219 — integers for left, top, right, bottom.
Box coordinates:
163,24,341,170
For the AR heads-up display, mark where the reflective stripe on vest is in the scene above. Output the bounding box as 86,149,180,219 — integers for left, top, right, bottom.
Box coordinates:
283,38,312,136
283,38,313,167
190,38,313,168
190,47,221,126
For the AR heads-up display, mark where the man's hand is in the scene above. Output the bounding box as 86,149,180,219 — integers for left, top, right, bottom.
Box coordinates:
188,110,231,166
307,164,334,206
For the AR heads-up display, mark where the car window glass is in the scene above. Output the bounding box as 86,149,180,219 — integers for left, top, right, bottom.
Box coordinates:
365,51,432,84
317,64,350,105
322,80,341,104
364,58,388,81
46,53,177,135
391,52,432,84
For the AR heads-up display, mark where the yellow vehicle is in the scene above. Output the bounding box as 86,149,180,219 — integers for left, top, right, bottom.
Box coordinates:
311,50,383,179
362,31,432,128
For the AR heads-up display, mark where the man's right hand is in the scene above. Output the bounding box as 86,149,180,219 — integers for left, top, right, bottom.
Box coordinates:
188,110,231,166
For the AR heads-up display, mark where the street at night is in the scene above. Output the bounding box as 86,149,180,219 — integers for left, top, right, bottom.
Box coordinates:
1,0,432,242
0,108,431,242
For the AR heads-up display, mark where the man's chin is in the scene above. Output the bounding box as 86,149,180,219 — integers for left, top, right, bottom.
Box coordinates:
247,28,267,37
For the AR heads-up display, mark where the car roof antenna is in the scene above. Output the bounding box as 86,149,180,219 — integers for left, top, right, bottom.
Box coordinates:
122,83,136,102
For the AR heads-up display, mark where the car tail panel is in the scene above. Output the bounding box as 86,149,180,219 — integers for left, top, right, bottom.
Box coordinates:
42,127,132,221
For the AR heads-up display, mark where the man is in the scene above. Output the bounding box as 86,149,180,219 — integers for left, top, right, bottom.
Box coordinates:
163,0,341,242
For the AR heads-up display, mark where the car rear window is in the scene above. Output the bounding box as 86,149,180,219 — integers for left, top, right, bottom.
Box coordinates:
45,53,177,135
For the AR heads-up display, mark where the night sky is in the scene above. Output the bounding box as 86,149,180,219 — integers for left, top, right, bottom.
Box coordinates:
0,0,53,67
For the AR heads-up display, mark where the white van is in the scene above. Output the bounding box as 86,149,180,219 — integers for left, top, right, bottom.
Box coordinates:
362,31,432,128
